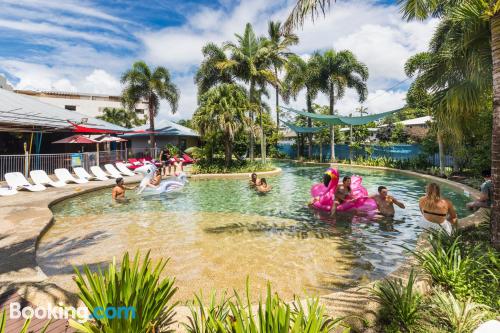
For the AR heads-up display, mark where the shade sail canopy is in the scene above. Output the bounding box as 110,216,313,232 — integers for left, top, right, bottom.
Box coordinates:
282,106,403,126
52,135,98,144
282,121,329,134
94,135,128,142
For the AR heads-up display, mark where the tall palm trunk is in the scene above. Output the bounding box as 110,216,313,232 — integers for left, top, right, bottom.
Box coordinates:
437,130,445,176
224,138,233,167
148,99,156,149
275,67,280,130
249,80,255,161
259,102,266,163
329,83,336,162
306,92,313,160
490,13,500,249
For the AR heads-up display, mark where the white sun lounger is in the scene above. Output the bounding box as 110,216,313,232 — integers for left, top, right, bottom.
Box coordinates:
4,172,46,191
104,164,123,178
30,170,66,188
54,168,88,184
115,162,135,177
74,167,101,181
0,186,17,196
90,166,111,180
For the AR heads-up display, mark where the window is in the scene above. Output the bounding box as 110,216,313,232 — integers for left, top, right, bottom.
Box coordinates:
65,105,76,111
135,109,145,114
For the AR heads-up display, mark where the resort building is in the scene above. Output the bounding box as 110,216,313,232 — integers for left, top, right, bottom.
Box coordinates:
14,89,149,119
397,115,432,139
122,119,200,151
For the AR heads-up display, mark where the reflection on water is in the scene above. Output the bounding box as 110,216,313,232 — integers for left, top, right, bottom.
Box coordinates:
37,163,469,302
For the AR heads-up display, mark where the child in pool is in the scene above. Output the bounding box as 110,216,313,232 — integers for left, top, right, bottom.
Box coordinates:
256,178,272,193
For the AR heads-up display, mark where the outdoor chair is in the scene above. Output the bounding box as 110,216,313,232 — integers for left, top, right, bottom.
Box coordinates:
74,167,100,181
104,164,123,178
90,166,110,180
115,162,135,176
54,168,88,184
0,186,17,196
30,170,66,188
4,172,46,191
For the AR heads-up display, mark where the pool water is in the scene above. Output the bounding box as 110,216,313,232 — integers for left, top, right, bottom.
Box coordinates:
38,162,470,302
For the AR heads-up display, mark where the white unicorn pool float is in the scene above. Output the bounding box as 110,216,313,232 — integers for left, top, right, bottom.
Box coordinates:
135,164,187,195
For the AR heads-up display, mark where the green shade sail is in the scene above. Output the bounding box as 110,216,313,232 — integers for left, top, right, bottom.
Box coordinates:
281,106,403,126
282,121,329,134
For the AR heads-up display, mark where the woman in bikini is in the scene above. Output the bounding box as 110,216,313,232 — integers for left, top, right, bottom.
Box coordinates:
419,183,458,235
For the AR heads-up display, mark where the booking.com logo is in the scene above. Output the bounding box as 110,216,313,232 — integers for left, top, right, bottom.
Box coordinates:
9,302,136,322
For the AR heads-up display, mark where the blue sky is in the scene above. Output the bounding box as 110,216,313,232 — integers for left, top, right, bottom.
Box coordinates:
0,0,438,120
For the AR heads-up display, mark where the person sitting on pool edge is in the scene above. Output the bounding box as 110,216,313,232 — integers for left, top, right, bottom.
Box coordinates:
112,177,136,202
372,186,406,217
466,169,492,211
250,173,261,187
256,178,272,193
331,176,353,216
419,182,458,235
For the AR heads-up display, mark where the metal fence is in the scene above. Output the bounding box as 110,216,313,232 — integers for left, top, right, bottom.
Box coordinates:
0,150,128,181
277,142,454,167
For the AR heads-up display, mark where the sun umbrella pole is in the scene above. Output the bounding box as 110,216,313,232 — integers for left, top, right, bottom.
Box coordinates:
96,143,100,166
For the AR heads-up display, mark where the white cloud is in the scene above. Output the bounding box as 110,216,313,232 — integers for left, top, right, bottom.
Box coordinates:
80,69,121,95
137,0,437,120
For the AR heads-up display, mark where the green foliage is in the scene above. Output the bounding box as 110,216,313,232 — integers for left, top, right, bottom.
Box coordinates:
191,159,275,174
70,251,178,333
410,229,500,309
97,107,146,129
370,270,423,333
165,144,180,156
429,290,489,333
177,119,195,129
340,155,431,170
184,282,350,333
0,310,51,333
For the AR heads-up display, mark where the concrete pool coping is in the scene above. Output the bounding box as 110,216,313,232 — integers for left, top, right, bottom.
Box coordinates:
0,164,487,331
189,167,282,180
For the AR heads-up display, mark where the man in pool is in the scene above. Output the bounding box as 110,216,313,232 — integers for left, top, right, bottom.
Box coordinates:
112,177,136,201
372,186,406,217
331,176,353,216
249,173,261,187
466,169,492,210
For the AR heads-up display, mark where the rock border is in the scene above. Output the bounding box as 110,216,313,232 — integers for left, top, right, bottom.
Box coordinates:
189,167,282,180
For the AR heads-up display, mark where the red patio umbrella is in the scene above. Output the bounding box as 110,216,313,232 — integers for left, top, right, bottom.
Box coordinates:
52,135,98,144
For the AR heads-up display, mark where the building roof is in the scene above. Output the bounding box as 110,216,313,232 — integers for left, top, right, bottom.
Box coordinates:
398,116,432,126
122,118,199,137
0,88,127,132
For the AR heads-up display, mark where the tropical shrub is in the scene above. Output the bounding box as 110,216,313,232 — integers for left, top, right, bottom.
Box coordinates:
191,159,275,174
428,290,489,333
369,270,423,332
70,251,178,333
184,283,350,333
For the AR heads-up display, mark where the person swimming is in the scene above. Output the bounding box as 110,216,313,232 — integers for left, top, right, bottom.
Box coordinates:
112,177,136,202
372,186,405,217
419,183,457,235
256,178,272,193
250,173,261,187
331,176,353,216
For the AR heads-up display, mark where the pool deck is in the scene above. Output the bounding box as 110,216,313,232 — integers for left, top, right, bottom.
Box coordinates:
0,165,487,332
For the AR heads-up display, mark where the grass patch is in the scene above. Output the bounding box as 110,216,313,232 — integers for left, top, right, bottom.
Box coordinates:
191,158,275,174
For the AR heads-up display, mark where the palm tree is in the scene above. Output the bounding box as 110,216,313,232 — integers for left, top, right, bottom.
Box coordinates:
315,49,368,161
97,107,146,128
283,54,321,159
267,21,299,129
195,42,234,101
193,84,250,166
218,23,277,162
121,61,179,149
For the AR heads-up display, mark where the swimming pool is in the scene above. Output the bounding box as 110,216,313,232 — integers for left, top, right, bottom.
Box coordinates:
37,162,469,302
